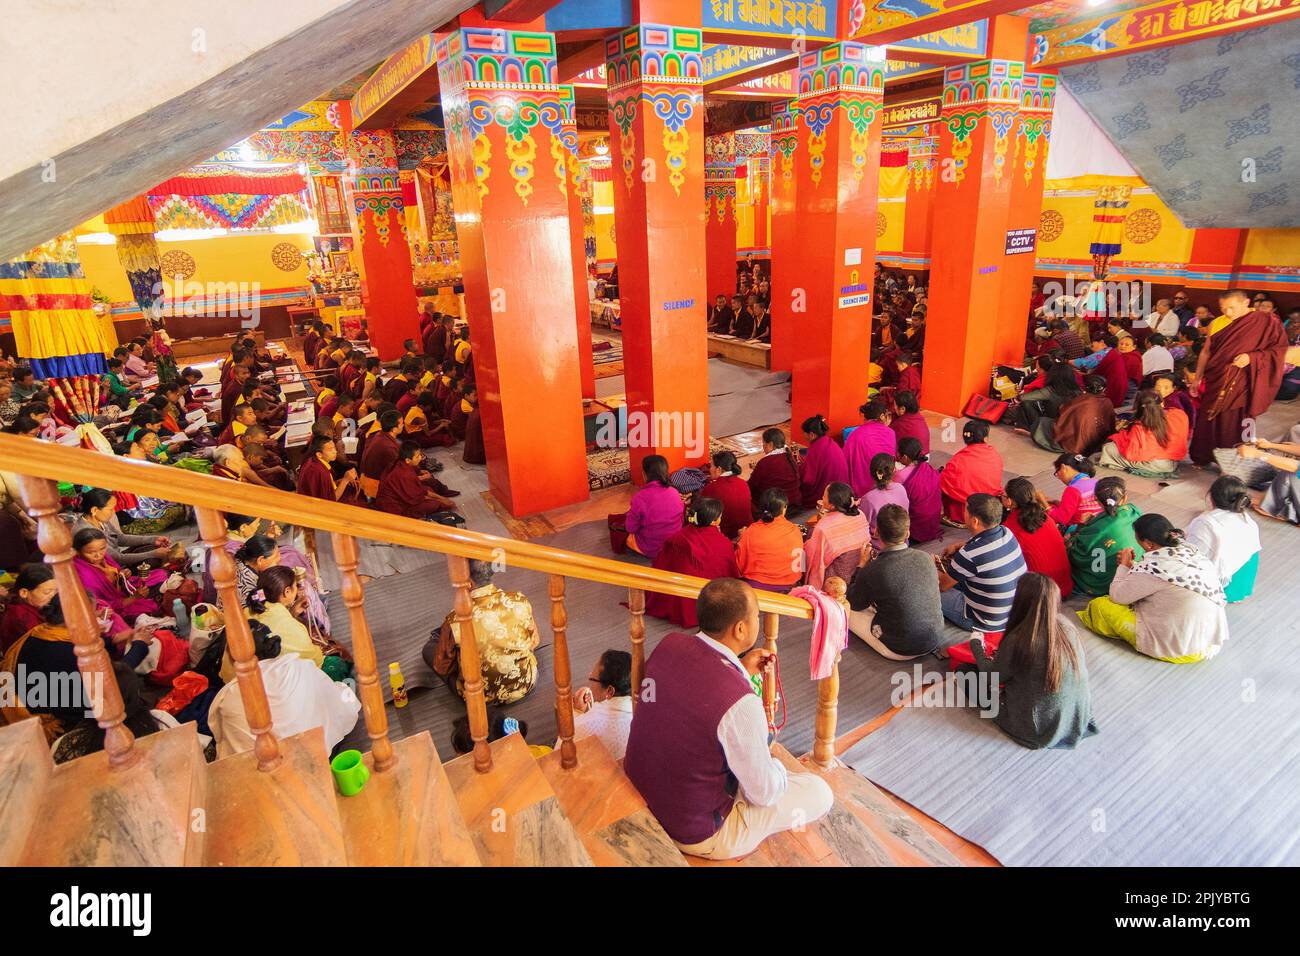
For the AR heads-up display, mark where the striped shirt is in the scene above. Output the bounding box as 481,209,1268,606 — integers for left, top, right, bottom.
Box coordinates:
948,525,1027,631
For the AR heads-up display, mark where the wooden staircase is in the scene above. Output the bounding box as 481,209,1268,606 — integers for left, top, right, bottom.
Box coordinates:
0,435,975,868
0,712,965,867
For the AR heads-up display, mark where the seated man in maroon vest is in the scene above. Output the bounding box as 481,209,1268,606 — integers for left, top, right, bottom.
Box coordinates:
623,578,833,860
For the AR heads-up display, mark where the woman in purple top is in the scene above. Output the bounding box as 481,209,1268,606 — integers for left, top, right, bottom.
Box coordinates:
861,454,911,550
895,436,943,543
796,414,849,510
845,398,897,497
624,454,685,560
889,390,930,457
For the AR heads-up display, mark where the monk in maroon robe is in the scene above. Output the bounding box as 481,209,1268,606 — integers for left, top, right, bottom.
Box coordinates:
463,404,486,465
1191,292,1290,465
297,436,363,504
374,443,458,519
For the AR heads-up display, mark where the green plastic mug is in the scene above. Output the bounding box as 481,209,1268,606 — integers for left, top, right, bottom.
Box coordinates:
330,749,369,797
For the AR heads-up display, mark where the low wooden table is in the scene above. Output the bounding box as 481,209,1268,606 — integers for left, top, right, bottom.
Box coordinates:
707,334,772,369
172,330,265,359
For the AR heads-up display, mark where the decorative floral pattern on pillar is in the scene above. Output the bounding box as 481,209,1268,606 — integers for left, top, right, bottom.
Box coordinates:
435,28,563,206
606,24,703,198
940,59,1024,188
796,43,884,190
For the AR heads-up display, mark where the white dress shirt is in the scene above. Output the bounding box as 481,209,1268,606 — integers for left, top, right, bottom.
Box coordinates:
695,632,788,807
1147,311,1180,337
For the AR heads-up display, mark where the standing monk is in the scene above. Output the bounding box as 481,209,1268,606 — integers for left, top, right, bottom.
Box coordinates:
1190,290,1289,466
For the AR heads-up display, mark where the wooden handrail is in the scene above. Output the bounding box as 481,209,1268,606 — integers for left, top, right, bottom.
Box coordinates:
0,435,814,619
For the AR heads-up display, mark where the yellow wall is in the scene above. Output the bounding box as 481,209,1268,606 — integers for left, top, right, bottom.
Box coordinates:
1036,177,1196,264
78,231,314,304
1242,229,1300,268
593,179,617,265
735,174,755,251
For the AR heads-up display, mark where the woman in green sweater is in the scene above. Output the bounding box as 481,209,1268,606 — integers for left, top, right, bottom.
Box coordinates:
1065,476,1143,596
972,572,1098,750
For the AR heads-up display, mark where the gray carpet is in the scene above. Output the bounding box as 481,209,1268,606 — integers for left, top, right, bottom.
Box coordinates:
593,356,791,438
841,400,1300,867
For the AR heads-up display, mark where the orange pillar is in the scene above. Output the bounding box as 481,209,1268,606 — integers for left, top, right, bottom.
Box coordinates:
1187,228,1249,292
993,71,1056,365
789,44,885,435
902,129,937,270
559,84,597,400
920,22,1028,417
705,132,738,307
769,99,799,372
435,27,589,515
342,122,420,360
606,24,710,475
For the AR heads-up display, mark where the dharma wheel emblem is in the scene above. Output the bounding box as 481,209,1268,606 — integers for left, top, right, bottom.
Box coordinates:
1123,208,1161,244
271,242,305,272
1038,209,1065,243
159,250,196,281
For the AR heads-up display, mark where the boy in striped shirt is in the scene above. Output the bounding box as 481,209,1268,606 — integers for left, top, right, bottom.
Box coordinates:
936,493,1027,632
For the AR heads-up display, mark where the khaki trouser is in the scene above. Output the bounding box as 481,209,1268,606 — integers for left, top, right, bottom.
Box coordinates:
675,772,834,860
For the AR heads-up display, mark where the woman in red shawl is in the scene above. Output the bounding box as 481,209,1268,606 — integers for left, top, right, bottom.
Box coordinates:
1190,290,1290,465
374,442,458,519
939,419,1004,525
644,498,740,628
698,451,753,538
748,427,802,517
297,435,363,504
1090,333,1130,409
0,564,57,653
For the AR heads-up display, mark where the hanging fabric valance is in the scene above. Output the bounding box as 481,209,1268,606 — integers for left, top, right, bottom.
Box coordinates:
148,166,307,198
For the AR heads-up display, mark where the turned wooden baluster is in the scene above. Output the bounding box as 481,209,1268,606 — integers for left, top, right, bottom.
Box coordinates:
447,554,492,773
17,476,140,770
811,577,848,770
550,575,577,769
628,587,645,712
197,507,282,772
330,532,395,772
761,611,779,733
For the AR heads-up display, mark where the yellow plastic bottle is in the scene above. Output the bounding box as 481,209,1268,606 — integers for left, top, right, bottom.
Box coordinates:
389,662,408,708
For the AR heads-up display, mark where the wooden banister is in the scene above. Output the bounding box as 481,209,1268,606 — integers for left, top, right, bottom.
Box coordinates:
0,436,814,620
761,611,779,731
198,507,282,772
17,476,140,771
811,577,849,770
447,555,491,773
550,575,576,770
330,532,394,772
628,588,645,711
